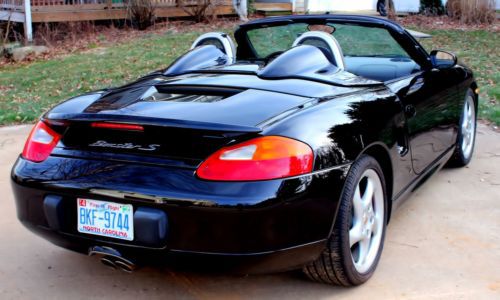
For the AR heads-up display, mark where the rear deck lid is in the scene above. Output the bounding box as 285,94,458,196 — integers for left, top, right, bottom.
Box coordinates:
47,85,311,166
48,85,310,128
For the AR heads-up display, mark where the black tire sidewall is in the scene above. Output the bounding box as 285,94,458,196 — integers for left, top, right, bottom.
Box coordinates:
337,155,388,284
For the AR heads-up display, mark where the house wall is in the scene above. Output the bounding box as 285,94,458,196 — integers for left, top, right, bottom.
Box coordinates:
394,0,420,12
293,0,420,13
253,0,499,12
307,0,373,12
255,0,292,3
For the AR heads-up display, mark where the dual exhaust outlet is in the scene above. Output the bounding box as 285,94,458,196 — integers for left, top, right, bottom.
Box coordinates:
88,246,136,273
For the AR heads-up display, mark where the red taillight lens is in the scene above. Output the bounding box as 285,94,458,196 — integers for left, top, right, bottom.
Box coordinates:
196,136,314,181
22,121,61,162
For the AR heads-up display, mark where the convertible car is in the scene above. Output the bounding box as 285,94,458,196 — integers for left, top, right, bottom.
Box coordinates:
11,15,477,286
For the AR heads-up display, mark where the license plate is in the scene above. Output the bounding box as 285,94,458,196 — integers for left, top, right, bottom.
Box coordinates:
77,198,134,241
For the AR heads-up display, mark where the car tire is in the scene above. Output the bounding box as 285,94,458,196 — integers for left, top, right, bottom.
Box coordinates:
447,89,477,167
303,155,387,286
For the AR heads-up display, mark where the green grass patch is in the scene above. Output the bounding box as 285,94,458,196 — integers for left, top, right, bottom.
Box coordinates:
417,29,499,125
0,31,202,124
0,27,498,125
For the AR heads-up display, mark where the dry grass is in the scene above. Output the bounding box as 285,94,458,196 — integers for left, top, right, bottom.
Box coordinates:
446,0,496,24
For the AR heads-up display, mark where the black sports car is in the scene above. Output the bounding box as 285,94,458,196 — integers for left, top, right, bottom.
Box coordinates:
11,15,478,286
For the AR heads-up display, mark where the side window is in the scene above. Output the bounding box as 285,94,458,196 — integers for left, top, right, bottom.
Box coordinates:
331,24,410,58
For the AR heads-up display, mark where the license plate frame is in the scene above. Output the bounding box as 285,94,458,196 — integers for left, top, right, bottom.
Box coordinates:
77,198,134,241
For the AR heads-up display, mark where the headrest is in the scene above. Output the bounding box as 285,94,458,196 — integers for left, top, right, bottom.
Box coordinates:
292,31,346,70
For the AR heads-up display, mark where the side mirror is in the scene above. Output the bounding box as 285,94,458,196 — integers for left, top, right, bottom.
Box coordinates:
430,50,457,70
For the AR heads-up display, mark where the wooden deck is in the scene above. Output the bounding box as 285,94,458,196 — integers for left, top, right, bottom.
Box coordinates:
1,0,235,41
254,2,292,16
1,0,235,23
0,1,294,41
31,6,234,22
0,0,25,22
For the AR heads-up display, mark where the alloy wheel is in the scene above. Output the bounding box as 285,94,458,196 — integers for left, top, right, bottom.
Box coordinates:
461,95,476,160
349,169,384,273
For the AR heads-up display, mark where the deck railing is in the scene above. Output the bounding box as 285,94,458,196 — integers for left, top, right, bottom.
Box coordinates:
29,0,178,7
1,0,234,42
1,0,25,23
1,0,233,17
1,0,24,11
27,0,229,9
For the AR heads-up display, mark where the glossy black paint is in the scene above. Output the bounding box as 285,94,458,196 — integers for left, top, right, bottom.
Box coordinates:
11,15,477,273
12,156,349,272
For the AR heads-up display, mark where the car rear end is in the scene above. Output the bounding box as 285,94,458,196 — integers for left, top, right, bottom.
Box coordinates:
11,115,351,273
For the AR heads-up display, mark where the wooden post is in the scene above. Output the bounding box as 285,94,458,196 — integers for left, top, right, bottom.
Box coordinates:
23,0,33,43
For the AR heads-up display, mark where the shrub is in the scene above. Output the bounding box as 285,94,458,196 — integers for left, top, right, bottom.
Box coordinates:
446,0,495,24
34,22,97,47
178,0,221,23
248,0,256,15
1,13,23,46
126,0,156,30
420,0,445,15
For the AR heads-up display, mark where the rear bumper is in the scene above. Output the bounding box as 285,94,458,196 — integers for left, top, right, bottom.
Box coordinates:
11,155,350,273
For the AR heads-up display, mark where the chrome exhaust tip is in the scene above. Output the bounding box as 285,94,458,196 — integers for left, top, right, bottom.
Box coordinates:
89,246,137,273
114,259,135,273
100,256,118,270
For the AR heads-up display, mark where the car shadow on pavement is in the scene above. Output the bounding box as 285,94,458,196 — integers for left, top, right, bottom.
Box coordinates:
39,248,356,299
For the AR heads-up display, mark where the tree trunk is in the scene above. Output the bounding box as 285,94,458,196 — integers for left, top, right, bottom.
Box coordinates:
386,0,396,20
233,0,248,21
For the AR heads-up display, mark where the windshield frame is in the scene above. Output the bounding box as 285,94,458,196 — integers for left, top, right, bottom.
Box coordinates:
234,15,431,68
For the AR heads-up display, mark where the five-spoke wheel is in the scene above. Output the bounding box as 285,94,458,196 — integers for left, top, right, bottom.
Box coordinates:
461,94,476,160
349,169,384,274
448,88,477,167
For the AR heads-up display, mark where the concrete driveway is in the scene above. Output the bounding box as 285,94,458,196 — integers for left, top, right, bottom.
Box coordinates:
0,124,499,300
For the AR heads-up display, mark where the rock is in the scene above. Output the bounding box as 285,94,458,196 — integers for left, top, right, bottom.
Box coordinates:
1,42,21,55
2,42,21,59
32,46,50,56
11,47,32,62
11,45,49,62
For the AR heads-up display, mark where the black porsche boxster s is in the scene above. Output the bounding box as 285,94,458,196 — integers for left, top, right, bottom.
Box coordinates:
11,15,478,286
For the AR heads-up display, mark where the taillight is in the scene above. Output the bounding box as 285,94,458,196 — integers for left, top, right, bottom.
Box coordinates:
196,136,313,181
91,122,144,131
22,121,61,162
